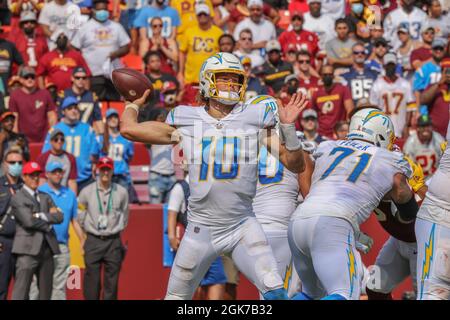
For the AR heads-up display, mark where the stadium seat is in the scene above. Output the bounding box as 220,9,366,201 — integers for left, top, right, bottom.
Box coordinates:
121,54,144,72
134,184,150,203
130,165,150,183
108,101,126,117
131,143,150,165
277,10,291,30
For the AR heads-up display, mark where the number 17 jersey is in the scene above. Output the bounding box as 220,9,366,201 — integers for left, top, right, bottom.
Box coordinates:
295,139,412,232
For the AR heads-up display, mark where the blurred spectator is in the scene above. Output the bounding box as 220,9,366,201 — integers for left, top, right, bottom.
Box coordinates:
11,161,63,300
218,34,236,53
383,0,427,49
8,11,48,68
42,97,100,193
96,109,137,203
172,0,215,38
0,147,24,300
369,53,416,139
58,67,103,134
403,114,445,178
9,66,57,143
233,29,264,68
30,161,83,300
298,109,326,145
0,112,30,163
419,57,450,137
38,0,80,49
144,51,179,110
325,18,356,70
321,0,345,21
178,4,222,105
0,32,23,95
147,108,176,204
241,56,268,101
333,120,349,140
410,25,435,71
303,0,335,52
279,74,300,105
345,0,374,42
36,30,91,92
120,0,144,54
426,0,449,38
310,64,353,139
340,42,377,105
233,0,276,53
366,37,401,75
71,0,130,102
296,51,320,101
135,0,180,39
77,157,128,300
396,25,421,77
365,25,385,54
213,0,239,33
138,16,178,75
227,0,280,35
36,129,78,194
256,40,293,94
278,11,319,59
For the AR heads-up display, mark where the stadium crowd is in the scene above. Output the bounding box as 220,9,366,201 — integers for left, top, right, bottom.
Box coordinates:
0,0,449,300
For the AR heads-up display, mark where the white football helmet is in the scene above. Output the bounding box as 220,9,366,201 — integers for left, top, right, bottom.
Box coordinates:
199,52,247,105
348,108,395,150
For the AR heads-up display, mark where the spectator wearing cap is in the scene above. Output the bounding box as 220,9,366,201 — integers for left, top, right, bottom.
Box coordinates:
36,129,78,194
8,11,48,68
36,30,92,92
178,3,223,105
396,24,422,76
426,0,449,38
279,11,319,60
410,24,436,71
298,109,326,145
42,96,100,193
71,0,131,102
138,16,178,76
325,19,357,71
0,147,24,300
241,56,269,101
233,0,276,55
303,0,335,52
403,114,446,178
11,161,63,300
0,31,23,95
38,0,80,49
135,0,180,40
9,66,57,143
96,109,136,203
280,74,300,106
172,0,215,38
27,161,82,300
77,156,128,300
311,64,353,139
233,29,265,68
420,57,450,137
219,34,236,54
58,67,103,134
0,111,30,164
256,40,294,94
365,37,402,76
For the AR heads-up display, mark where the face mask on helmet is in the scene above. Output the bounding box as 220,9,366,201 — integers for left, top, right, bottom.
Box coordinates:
209,72,246,105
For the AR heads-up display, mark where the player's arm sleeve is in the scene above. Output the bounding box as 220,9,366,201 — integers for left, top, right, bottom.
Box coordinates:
393,152,413,179
167,184,184,213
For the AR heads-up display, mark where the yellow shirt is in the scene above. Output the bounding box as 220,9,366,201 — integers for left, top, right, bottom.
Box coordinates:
172,0,215,37
179,25,223,84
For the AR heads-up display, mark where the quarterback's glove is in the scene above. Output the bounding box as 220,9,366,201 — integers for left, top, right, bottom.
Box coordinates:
405,156,425,193
355,231,374,254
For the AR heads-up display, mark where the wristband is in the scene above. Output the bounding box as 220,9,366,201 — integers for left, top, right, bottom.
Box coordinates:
279,123,302,151
125,103,140,114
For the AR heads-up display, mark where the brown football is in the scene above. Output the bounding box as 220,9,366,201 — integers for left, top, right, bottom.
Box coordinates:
112,68,153,102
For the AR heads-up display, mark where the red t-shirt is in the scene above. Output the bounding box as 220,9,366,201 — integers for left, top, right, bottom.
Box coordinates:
278,29,319,57
428,84,450,137
8,31,48,68
36,49,91,91
9,88,56,142
311,83,351,139
410,47,432,68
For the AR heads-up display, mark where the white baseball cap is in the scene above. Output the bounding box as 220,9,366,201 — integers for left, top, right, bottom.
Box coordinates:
248,0,263,8
195,3,210,15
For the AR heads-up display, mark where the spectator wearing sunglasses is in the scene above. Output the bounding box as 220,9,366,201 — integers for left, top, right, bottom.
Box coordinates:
8,66,57,143
58,67,103,134
0,112,30,163
134,0,180,40
296,51,320,107
36,129,78,195
233,29,264,68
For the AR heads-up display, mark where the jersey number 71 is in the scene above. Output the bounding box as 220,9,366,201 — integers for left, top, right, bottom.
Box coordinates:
320,147,372,182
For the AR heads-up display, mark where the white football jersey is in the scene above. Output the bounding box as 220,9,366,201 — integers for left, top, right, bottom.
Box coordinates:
166,104,275,227
383,7,427,49
293,139,412,232
403,131,445,178
369,76,416,138
253,146,299,230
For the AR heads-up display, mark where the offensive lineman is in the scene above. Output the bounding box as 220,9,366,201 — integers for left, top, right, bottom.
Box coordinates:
288,108,418,300
120,52,309,300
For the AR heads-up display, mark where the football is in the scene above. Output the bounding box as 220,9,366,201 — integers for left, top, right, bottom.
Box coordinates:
112,68,153,102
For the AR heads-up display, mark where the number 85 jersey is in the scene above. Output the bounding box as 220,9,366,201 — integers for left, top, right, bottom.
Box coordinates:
166,104,276,227
295,139,412,232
